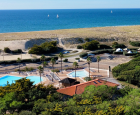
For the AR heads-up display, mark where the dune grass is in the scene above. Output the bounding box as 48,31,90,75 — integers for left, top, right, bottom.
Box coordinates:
0,25,140,41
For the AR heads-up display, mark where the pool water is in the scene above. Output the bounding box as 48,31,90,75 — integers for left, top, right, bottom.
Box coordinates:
0,75,42,87
68,70,89,77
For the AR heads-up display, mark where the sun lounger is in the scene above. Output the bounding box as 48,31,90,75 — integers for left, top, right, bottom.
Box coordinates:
50,73,61,81
46,74,53,81
90,70,96,72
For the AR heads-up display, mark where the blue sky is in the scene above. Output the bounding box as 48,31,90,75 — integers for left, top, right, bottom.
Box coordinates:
0,0,140,9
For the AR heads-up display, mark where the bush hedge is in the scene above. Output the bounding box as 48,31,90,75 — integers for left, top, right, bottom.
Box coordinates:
129,41,140,47
0,57,58,64
4,47,11,53
113,51,123,54
98,44,112,49
51,69,60,72
4,47,22,54
91,49,114,55
79,52,88,58
65,66,84,70
12,49,22,53
63,59,68,62
15,67,35,72
112,43,126,48
77,45,83,49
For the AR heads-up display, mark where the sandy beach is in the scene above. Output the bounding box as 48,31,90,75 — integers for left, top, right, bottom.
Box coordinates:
0,25,140,50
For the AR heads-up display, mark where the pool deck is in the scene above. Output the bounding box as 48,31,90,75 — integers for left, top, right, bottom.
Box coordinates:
0,68,109,88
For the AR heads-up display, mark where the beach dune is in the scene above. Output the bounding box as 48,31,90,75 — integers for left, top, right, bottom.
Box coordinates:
0,25,140,50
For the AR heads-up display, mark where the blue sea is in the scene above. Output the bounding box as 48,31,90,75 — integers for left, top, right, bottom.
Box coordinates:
0,9,140,33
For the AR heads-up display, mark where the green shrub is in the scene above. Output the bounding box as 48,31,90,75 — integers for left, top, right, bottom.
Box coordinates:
77,45,83,49
75,58,80,60
51,69,60,72
113,51,123,54
91,49,114,55
12,49,22,53
28,45,43,54
65,66,84,70
98,44,112,49
28,41,58,54
15,67,35,72
112,44,126,48
63,59,68,62
82,40,99,50
84,77,92,81
129,41,140,47
79,52,88,58
4,47,11,53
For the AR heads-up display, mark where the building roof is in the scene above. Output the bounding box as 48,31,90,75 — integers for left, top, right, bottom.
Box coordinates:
59,78,76,84
116,48,123,52
57,79,119,96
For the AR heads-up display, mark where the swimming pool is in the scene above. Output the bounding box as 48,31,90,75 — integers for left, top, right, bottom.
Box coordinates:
0,75,42,86
68,70,89,78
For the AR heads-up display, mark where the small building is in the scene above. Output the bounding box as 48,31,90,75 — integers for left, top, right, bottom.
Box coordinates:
123,48,130,51
116,48,123,52
59,78,76,88
127,50,132,53
57,79,119,96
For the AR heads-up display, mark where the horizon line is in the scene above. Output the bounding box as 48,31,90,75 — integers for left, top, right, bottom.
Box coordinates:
0,8,140,10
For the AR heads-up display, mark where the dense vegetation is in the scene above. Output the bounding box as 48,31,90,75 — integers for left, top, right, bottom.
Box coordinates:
112,56,140,86
1,78,140,115
28,41,58,54
129,41,140,47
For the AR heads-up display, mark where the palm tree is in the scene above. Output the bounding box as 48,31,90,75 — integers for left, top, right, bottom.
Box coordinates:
58,52,64,73
97,56,101,73
73,62,78,81
17,58,21,74
37,66,44,83
87,57,92,79
50,58,56,80
40,55,46,68
43,61,48,68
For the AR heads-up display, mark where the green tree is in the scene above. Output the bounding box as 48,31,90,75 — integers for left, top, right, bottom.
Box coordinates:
40,55,46,68
51,58,56,81
0,92,23,114
43,61,48,68
97,56,101,73
73,62,78,80
87,57,92,79
58,52,64,73
37,66,44,83
17,58,21,74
